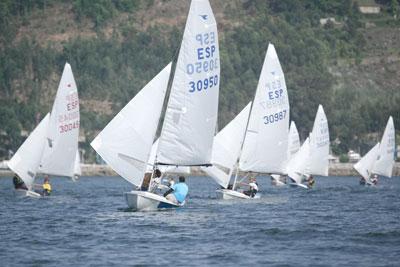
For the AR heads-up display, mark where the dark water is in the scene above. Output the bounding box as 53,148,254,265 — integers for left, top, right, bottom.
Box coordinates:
1,175,399,266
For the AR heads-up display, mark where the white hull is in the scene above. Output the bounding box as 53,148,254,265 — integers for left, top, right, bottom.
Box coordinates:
216,189,261,200
14,189,41,198
289,182,309,189
124,191,182,211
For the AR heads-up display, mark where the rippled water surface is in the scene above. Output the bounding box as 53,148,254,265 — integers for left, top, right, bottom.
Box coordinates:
1,176,399,266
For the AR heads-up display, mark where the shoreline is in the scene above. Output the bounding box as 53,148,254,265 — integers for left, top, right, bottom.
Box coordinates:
1,162,399,177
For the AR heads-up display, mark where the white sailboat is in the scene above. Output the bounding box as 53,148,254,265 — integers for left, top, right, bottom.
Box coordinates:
205,43,290,199
201,102,251,198
287,105,330,188
8,63,80,197
271,121,300,186
354,116,395,185
354,143,380,185
8,114,50,198
92,0,220,211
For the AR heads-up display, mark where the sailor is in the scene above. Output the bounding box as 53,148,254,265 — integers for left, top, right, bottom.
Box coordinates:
163,176,188,204
13,174,28,190
243,177,258,198
307,175,315,188
359,176,366,185
42,175,52,196
141,169,161,191
371,174,378,185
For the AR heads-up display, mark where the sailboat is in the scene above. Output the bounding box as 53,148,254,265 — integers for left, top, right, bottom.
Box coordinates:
205,43,289,199
91,0,220,211
201,102,252,198
354,116,395,185
287,105,330,189
271,121,300,186
8,63,80,197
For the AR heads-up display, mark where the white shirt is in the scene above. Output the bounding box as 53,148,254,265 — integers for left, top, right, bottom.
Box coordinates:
249,182,258,191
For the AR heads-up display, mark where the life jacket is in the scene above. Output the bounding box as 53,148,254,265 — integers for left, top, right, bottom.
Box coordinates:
43,182,52,192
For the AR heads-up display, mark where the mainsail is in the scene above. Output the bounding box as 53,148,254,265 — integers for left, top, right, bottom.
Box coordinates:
40,63,80,177
372,116,395,177
7,114,50,189
157,0,220,166
308,105,330,176
239,43,290,174
91,64,171,186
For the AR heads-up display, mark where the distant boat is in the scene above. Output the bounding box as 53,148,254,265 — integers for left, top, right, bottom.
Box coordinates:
8,63,80,197
271,121,300,186
354,116,395,185
287,105,330,189
91,0,220,211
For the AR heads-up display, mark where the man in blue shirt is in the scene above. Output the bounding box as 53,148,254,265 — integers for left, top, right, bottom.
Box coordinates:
164,176,188,204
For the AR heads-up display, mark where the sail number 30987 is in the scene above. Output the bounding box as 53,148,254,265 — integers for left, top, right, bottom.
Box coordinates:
263,110,287,124
189,75,219,93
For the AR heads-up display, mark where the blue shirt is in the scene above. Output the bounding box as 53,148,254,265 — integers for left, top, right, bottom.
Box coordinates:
172,182,188,203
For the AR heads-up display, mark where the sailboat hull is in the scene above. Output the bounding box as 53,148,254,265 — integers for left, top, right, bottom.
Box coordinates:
216,189,253,200
124,191,182,211
288,182,309,189
14,189,41,198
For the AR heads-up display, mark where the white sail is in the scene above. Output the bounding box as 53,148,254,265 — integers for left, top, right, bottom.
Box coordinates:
372,116,395,177
91,64,171,186
146,139,190,174
287,137,310,184
203,102,252,188
354,143,380,182
157,0,220,166
239,43,290,174
40,63,80,177
7,114,50,189
308,105,330,176
74,150,81,176
286,121,300,169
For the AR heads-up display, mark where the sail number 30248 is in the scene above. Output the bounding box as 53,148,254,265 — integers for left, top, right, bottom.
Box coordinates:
189,75,218,93
263,110,287,124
